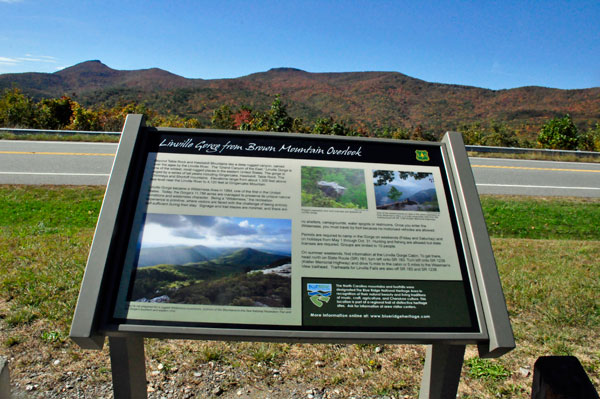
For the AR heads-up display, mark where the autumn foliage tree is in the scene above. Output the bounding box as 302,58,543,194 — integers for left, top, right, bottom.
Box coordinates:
211,104,235,130
481,121,519,147
2,88,599,151
0,88,201,131
0,88,37,128
537,114,579,150
37,96,74,129
577,123,600,152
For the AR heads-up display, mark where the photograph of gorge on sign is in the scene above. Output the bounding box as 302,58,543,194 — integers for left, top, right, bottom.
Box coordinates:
373,170,440,212
127,214,292,308
301,166,368,209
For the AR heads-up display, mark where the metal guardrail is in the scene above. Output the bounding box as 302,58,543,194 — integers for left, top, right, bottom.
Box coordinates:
1,127,599,158
465,144,600,159
0,127,121,135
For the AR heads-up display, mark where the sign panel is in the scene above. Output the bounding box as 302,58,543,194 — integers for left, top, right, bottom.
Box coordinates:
96,127,482,335
70,116,515,399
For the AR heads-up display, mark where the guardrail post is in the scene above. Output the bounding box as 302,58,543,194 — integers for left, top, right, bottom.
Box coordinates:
419,344,466,399
109,336,147,399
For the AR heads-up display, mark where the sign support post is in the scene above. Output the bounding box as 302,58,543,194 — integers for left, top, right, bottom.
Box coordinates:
419,344,466,399
109,336,147,399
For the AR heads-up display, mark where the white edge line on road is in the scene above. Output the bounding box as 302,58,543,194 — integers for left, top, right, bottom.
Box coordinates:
0,172,110,177
477,183,600,191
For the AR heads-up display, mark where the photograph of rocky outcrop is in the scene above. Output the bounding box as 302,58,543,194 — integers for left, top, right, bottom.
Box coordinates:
373,170,440,212
301,166,367,209
128,214,292,307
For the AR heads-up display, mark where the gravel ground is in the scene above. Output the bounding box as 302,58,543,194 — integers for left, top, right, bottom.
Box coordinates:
2,321,422,399
7,357,410,399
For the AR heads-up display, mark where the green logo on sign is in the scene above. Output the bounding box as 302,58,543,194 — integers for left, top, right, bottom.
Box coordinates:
307,283,332,308
416,150,430,162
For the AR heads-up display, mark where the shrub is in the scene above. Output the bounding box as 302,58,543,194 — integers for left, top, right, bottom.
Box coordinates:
537,115,579,150
577,123,600,151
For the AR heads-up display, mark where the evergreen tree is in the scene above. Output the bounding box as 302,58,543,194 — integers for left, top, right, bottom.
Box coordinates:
211,104,235,129
387,186,402,202
268,95,293,132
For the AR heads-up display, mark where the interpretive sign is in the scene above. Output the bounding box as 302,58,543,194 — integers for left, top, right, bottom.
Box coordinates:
72,114,513,350
71,115,514,398
113,138,477,333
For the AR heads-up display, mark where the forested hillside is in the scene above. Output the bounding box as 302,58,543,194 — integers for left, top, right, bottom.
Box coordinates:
1,60,599,150
130,247,291,307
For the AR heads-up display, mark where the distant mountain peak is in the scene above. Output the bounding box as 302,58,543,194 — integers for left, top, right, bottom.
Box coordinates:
267,67,306,73
234,247,262,255
55,60,115,76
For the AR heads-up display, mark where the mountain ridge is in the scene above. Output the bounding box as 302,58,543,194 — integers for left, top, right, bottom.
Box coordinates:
1,60,598,134
130,247,291,302
137,244,239,268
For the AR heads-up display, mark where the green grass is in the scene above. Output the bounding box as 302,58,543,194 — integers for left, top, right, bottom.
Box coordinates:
481,195,600,240
0,186,597,329
494,238,600,329
465,357,511,380
0,185,103,333
474,237,600,397
0,185,104,233
8,188,596,241
0,186,598,398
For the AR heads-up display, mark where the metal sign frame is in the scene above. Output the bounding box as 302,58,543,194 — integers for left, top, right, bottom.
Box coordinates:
70,115,514,399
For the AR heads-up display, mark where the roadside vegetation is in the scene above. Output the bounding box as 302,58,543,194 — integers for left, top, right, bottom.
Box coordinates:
0,186,598,398
2,88,600,154
0,131,120,142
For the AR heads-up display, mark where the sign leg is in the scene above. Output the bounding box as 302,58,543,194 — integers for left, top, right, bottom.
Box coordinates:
109,336,147,399
419,344,466,399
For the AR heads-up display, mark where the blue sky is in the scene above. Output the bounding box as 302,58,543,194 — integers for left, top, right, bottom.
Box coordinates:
1,0,598,90
141,214,292,253
373,171,435,191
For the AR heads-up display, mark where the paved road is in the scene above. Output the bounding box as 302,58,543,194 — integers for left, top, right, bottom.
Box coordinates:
0,140,115,185
1,140,599,197
470,157,600,197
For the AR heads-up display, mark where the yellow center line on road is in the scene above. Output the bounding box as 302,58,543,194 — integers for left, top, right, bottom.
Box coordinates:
471,164,600,173
2,150,599,173
0,150,114,156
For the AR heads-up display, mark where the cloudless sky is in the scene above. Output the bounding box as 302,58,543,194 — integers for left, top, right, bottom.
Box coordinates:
1,0,598,90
